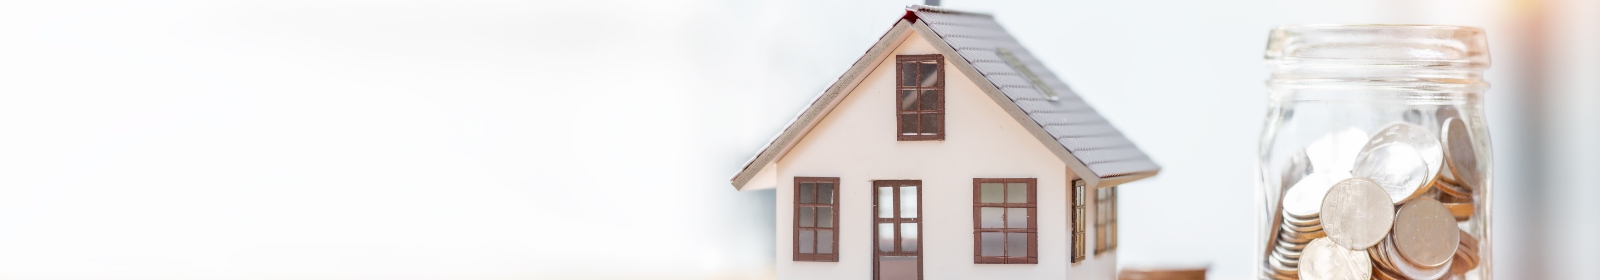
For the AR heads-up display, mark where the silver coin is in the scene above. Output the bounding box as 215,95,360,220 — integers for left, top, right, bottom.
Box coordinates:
1285,150,1314,189
1440,117,1481,191
1383,235,1451,279
1352,142,1432,204
1373,122,1446,176
1276,242,1305,259
1284,172,1351,218
1307,128,1369,175
1280,238,1308,251
1269,253,1299,275
1283,211,1322,227
1272,248,1300,267
1300,238,1373,280
1320,178,1395,250
1393,197,1460,267
1280,227,1326,244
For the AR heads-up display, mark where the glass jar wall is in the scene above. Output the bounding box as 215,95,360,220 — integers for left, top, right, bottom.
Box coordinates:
1257,25,1492,280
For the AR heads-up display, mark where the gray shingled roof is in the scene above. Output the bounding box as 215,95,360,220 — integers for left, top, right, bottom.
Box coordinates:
911,6,1159,178
729,6,1158,190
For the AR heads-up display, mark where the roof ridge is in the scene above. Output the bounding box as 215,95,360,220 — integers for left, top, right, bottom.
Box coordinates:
906,5,993,17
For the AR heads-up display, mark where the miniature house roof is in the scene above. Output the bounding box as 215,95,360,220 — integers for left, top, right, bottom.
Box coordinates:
731,5,1159,190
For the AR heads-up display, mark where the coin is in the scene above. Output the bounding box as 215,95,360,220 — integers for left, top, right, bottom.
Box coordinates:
1276,242,1304,259
1283,212,1322,227
1441,117,1481,191
1280,227,1326,243
1284,172,1350,218
1371,122,1446,178
1434,178,1473,199
1272,248,1300,267
1300,238,1372,280
1285,150,1315,191
1443,201,1474,221
1320,178,1395,250
1269,253,1299,275
1393,197,1459,267
1383,235,1451,279
1353,142,1432,204
1280,238,1308,251
1281,217,1323,233
1355,123,1446,204
1307,128,1369,175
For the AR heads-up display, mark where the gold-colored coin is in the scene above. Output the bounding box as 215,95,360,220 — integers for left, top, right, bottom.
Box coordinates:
1443,201,1474,221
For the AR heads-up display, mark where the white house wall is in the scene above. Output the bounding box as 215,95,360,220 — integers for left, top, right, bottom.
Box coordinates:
774,29,1116,280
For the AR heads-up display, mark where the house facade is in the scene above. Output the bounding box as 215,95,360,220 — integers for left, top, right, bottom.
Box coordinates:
731,6,1159,280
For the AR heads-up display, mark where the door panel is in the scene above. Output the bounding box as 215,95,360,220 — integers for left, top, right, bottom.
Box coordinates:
873,180,921,280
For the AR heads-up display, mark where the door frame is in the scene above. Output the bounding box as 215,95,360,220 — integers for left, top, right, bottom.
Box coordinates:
871,180,923,280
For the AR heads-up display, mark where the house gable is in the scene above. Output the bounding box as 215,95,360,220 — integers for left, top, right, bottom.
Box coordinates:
731,6,1159,191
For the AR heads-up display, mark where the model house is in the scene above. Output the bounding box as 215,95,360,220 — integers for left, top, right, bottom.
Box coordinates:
730,5,1160,280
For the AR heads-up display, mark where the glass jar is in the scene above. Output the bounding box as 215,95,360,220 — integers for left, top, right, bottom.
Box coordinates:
1257,25,1492,280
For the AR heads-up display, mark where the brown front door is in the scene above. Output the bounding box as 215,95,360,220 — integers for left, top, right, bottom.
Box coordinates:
873,180,921,280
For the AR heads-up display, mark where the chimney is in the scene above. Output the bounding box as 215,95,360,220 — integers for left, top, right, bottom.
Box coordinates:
925,0,939,6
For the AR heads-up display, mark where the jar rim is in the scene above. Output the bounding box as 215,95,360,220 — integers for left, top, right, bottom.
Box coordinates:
1265,24,1490,67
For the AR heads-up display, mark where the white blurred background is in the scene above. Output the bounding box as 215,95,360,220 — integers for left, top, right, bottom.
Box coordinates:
0,0,1594,279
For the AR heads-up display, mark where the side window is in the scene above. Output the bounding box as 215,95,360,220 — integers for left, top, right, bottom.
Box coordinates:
795,177,840,261
973,178,1037,264
895,54,944,141
1071,179,1086,263
1096,186,1119,254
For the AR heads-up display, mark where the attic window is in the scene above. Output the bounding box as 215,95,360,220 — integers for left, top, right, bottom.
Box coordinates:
996,48,1059,101
896,54,945,141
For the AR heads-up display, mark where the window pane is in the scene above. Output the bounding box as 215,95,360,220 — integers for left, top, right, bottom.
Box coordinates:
1075,185,1085,205
817,207,833,228
818,230,834,254
799,206,815,227
899,114,918,135
919,114,938,135
1007,208,1029,229
799,229,815,254
980,183,1004,203
878,223,895,252
981,232,1004,256
899,186,917,218
919,89,938,110
799,183,815,204
900,223,918,252
900,90,918,111
918,61,938,87
1007,232,1028,257
900,62,917,86
878,187,894,218
818,183,834,204
981,207,1003,228
1007,182,1028,203
879,256,919,280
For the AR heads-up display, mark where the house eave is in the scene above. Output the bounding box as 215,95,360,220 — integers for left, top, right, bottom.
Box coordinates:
729,19,916,191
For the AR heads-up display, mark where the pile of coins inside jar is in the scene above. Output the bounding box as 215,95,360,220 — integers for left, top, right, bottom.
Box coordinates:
1263,110,1482,280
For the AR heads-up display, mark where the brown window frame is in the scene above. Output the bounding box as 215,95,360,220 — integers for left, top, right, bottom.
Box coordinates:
894,54,945,141
873,180,923,280
1095,186,1119,254
1071,179,1087,263
972,178,1038,264
794,177,840,262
